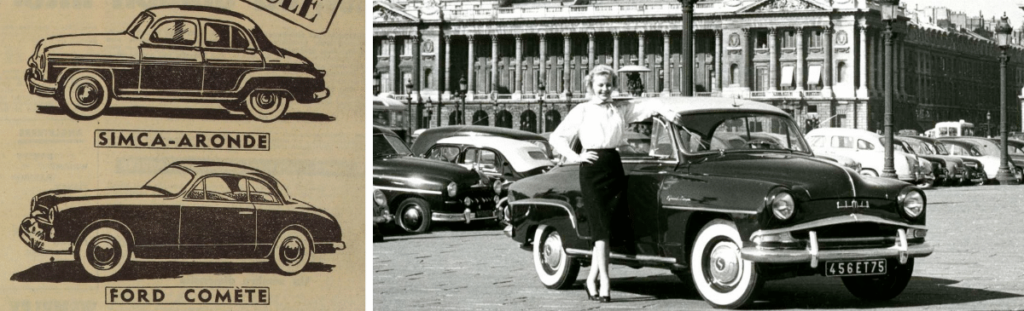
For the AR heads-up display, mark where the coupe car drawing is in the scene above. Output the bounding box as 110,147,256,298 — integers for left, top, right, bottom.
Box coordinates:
18,161,345,278
24,5,329,121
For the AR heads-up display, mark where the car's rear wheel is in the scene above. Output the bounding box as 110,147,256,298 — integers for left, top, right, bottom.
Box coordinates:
245,90,289,122
272,229,311,275
57,71,111,120
841,258,914,301
396,198,432,233
532,225,580,289
690,219,762,309
77,227,129,278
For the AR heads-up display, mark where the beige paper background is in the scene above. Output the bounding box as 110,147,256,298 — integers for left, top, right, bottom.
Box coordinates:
0,0,364,310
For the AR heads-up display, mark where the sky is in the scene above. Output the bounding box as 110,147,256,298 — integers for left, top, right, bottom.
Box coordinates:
902,0,1024,26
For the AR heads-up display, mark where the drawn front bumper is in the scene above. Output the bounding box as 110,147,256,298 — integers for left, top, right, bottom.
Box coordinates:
24,68,56,96
19,217,72,254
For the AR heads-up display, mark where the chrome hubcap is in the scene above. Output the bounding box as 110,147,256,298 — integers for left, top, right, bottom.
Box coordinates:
280,237,304,266
542,232,563,270
708,242,741,287
401,205,423,229
89,235,119,270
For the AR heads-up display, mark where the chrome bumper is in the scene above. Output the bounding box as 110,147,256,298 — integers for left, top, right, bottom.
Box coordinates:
24,68,56,96
19,218,72,254
313,89,330,101
432,209,499,223
742,228,933,269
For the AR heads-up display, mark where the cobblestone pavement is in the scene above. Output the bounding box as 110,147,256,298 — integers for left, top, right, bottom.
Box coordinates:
373,185,1024,310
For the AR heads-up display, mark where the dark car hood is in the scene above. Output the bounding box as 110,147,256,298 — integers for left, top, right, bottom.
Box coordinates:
373,156,480,185
36,188,165,206
38,33,138,58
688,153,907,199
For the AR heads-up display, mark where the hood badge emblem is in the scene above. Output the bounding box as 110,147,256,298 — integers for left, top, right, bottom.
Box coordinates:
837,200,869,209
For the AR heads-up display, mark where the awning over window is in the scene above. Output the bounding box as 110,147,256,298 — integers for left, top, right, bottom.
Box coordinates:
808,65,822,85
781,66,795,87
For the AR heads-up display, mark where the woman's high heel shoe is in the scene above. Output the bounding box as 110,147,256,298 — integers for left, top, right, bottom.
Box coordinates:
598,295,611,303
585,285,598,301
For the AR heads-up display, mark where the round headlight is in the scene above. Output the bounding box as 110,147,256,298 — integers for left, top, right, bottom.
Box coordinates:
372,189,387,207
447,182,458,197
770,192,795,220
901,190,924,218
493,179,503,195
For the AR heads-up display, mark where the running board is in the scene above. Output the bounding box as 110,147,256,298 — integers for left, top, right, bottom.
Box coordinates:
565,248,687,270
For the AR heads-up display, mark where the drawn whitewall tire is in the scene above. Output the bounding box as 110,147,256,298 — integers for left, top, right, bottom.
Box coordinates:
532,225,580,289
245,90,289,122
396,198,432,233
690,219,761,309
221,102,245,112
77,227,129,278
57,71,111,120
841,258,914,301
272,229,311,275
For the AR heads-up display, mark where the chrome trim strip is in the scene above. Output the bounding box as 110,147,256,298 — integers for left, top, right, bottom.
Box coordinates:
431,211,497,222
509,199,576,229
566,248,678,264
374,186,442,195
131,256,270,263
741,242,933,263
749,214,928,240
662,204,758,215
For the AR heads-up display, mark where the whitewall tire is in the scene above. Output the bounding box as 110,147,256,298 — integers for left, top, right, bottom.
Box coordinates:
690,219,761,309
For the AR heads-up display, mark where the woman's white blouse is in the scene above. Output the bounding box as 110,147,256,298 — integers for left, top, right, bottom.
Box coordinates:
549,98,659,158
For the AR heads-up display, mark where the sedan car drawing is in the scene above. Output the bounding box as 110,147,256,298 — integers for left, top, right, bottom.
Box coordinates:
506,97,931,308
24,5,329,121
18,161,344,278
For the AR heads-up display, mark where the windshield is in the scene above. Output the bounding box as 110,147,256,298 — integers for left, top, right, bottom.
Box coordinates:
674,113,811,154
902,138,935,155
374,133,412,157
125,13,153,39
143,167,194,195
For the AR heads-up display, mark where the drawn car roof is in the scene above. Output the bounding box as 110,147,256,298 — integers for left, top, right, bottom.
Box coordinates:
435,136,554,172
168,161,291,200
147,5,257,30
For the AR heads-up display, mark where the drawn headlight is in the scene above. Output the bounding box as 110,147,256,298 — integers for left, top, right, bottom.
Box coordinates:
372,189,387,207
447,182,458,197
900,190,925,218
769,192,795,220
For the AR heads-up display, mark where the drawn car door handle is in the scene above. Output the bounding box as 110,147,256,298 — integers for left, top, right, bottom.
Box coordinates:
239,211,254,215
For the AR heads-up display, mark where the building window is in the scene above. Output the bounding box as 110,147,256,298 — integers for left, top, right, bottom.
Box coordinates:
754,31,769,49
837,62,846,83
730,64,738,85
809,30,823,48
782,31,796,48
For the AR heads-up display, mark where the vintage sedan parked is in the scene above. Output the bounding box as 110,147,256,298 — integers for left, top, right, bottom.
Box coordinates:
374,126,499,233
411,125,553,159
424,136,555,189
806,128,926,183
898,135,971,186
372,188,394,242
24,6,329,121
938,137,1023,184
18,161,344,278
506,97,931,308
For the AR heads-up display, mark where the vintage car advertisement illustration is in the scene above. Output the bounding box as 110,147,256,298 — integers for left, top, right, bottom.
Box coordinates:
24,5,330,122
2,0,361,309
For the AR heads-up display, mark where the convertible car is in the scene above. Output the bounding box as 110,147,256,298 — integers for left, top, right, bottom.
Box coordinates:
24,6,329,121
505,97,932,308
19,161,344,278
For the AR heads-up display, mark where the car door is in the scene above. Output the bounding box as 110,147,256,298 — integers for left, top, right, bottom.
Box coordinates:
179,175,257,258
249,178,288,256
200,21,264,94
140,18,204,95
622,119,678,257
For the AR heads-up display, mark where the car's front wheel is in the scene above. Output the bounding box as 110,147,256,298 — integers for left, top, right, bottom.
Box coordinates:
57,71,111,120
532,225,580,289
841,258,914,300
76,227,130,278
271,229,311,275
245,90,289,122
690,219,762,309
396,198,432,233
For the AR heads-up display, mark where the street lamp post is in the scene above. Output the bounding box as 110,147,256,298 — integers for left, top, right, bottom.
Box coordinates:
680,0,698,96
538,81,546,133
880,0,899,179
405,80,414,137
459,76,468,125
995,14,1018,184
373,71,381,96
988,111,992,138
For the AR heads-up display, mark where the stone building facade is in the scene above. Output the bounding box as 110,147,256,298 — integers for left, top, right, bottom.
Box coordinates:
372,0,1024,135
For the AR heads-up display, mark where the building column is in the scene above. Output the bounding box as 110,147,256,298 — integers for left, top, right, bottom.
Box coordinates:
515,34,523,98
857,23,869,98
768,28,778,92
663,31,671,96
638,30,646,95
822,25,834,98
539,33,547,95
412,33,422,128
562,32,571,98
443,35,452,99
467,35,476,97
715,30,723,92
741,29,750,89
491,34,498,95
587,32,595,73
387,35,397,94
796,27,805,92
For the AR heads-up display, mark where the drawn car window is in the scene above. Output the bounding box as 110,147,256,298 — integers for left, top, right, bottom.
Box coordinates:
126,13,153,39
231,27,250,49
831,136,854,148
187,179,206,200
248,179,280,204
426,146,460,162
204,176,246,202
150,20,197,46
143,167,194,196
204,23,250,49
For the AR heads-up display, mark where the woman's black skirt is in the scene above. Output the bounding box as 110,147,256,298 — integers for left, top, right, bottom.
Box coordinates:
578,149,624,241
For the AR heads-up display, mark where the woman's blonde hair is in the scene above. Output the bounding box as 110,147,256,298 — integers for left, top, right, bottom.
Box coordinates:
584,65,617,94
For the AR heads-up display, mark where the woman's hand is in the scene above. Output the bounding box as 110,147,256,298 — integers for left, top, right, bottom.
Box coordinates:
577,151,599,164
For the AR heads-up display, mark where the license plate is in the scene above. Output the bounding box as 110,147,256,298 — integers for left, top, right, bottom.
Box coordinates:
825,259,886,277
475,210,494,218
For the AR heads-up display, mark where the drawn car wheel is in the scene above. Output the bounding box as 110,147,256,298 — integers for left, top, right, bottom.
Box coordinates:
272,229,311,275
859,169,879,178
245,90,289,122
396,198,432,233
532,225,580,289
841,258,914,301
57,71,111,120
690,219,761,309
77,227,129,278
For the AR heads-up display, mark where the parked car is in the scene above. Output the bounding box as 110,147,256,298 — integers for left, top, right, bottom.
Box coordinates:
814,154,863,174
424,136,555,187
24,5,329,121
18,161,344,278
806,128,925,183
411,125,553,159
987,138,1024,182
939,137,1023,184
372,188,394,242
893,138,940,188
373,96,409,141
898,135,971,186
506,97,931,308
373,126,499,233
